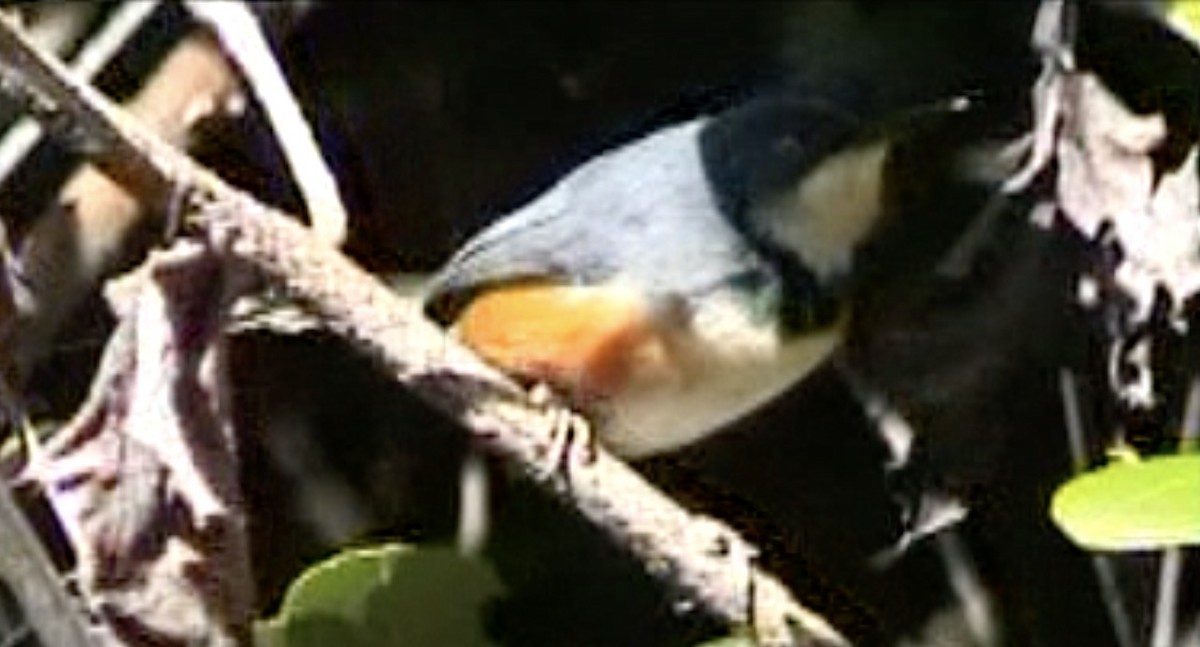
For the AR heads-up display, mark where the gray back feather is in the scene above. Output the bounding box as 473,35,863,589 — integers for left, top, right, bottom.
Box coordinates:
425,119,774,323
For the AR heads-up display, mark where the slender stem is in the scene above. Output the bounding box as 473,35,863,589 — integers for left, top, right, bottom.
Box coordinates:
1150,378,1200,647
0,480,94,647
184,0,347,245
0,1,160,187
1058,368,1137,647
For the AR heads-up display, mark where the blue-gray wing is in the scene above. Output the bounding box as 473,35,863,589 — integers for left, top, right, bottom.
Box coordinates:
425,119,773,323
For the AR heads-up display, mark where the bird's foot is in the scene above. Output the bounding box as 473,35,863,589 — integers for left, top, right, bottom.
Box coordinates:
529,383,596,481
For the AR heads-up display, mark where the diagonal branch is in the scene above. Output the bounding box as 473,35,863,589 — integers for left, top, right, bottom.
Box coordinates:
0,11,848,647
0,478,94,647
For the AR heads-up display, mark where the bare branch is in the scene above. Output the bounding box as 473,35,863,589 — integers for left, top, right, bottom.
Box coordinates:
0,0,161,187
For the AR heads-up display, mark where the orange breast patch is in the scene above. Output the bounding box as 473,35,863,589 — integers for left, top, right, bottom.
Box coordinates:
454,283,677,399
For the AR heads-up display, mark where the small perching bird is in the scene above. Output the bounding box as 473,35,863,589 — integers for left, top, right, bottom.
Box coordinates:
424,93,1014,460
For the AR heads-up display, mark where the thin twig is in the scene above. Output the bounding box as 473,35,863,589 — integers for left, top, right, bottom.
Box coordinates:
1151,549,1184,647
185,0,348,246
935,531,1000,647
0,0,160,187
455,452,490,555
1150,378,1200,647
0,479,94,647
1058,368,1090,473
1058,368,1137,647
0,12,847,646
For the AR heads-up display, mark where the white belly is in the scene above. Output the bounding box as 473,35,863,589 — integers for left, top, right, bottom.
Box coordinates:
597,290,843,458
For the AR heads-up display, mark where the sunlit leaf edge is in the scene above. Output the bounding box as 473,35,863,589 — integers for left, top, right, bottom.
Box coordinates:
1050,453,1200,551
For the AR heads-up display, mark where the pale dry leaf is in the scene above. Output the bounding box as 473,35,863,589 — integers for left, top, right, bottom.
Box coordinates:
21,240,252,647
1056,72,1200,407
1058,74,1200,319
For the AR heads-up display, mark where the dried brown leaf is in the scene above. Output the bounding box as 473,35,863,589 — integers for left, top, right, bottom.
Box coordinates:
21,240,251,647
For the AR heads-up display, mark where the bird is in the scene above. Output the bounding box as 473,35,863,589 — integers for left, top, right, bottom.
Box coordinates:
423,92,1014,460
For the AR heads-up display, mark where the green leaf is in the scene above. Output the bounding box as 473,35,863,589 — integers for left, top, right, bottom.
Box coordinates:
256,543,504,647
1050,453,1200,551
1169,0,1200,42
